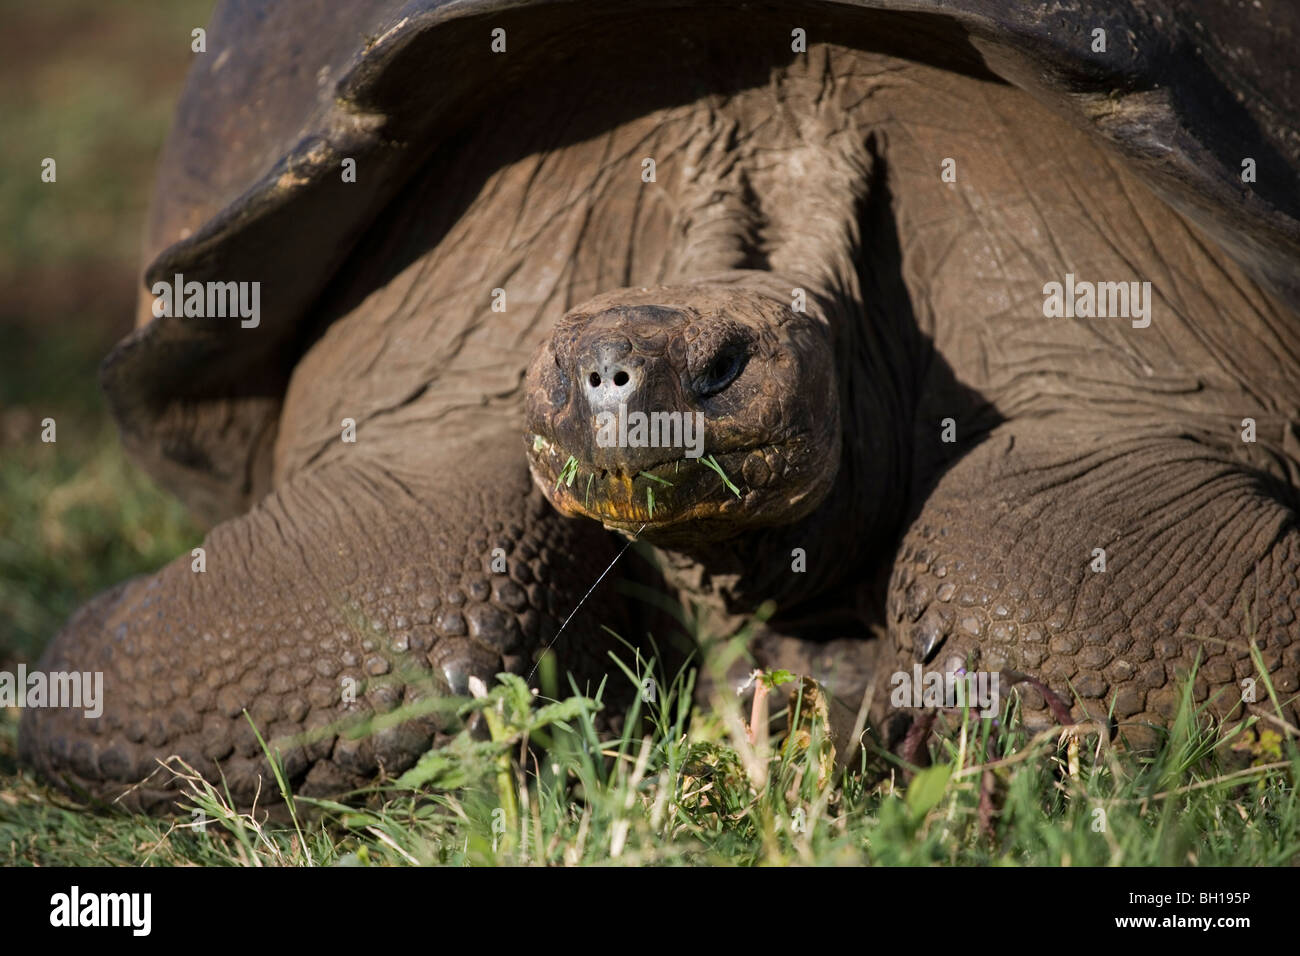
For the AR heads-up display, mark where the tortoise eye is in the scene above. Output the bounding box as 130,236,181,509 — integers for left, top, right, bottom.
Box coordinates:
696,348,746,397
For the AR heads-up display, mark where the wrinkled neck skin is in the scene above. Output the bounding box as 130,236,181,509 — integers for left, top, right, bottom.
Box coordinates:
644,136,914,627
647,291,910,625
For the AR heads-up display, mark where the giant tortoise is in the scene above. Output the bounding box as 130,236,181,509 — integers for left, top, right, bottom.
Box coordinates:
20,0,1300,810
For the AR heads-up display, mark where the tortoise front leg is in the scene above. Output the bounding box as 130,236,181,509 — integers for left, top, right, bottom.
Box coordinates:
882,420,1300,749
19,433,640,811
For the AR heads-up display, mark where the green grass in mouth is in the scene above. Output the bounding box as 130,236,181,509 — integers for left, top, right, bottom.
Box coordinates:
701,454,742,497
554,455,580,491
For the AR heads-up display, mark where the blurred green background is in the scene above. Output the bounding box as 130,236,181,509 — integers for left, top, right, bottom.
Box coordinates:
0,0,216,673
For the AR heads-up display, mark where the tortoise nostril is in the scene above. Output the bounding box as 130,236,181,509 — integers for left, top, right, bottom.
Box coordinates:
578,337,641,411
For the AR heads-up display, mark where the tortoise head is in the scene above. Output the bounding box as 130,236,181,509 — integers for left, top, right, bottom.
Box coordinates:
525,282,841,544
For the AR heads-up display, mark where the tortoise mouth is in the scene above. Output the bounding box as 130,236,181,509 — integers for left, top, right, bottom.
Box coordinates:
526,432,756,532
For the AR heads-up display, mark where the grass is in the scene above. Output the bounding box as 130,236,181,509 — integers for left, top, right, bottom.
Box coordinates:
0,0,211,667
701,454,742,497
0,427,200,665
554,455,580,491
2,624,1298,866
0,0,213,273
